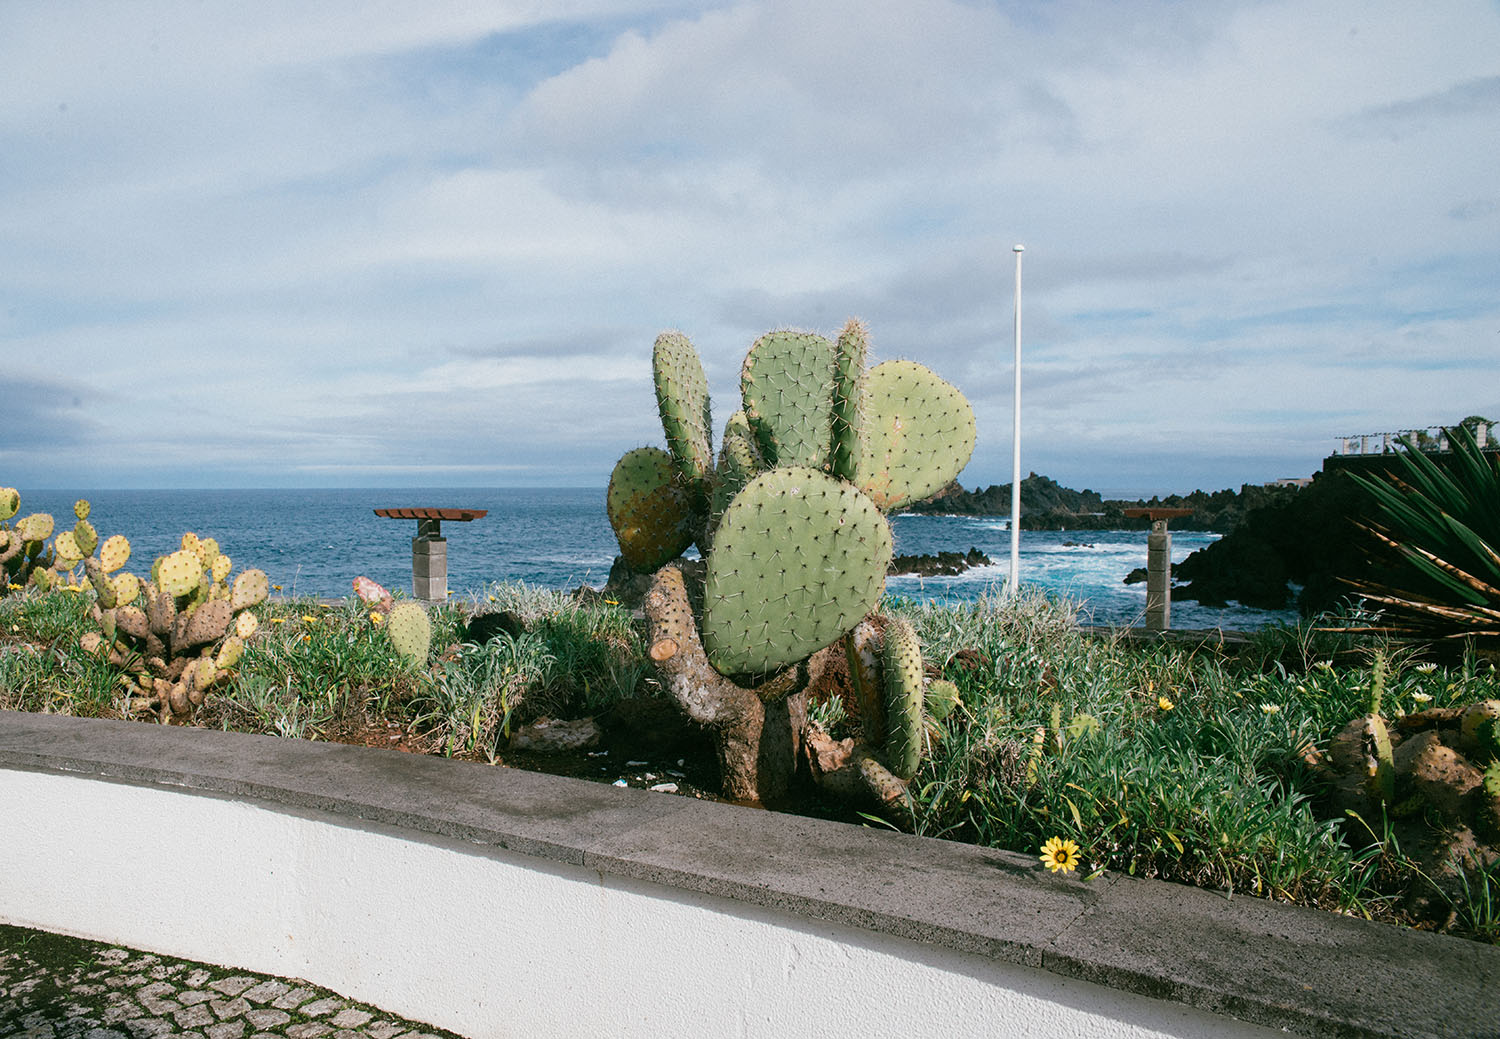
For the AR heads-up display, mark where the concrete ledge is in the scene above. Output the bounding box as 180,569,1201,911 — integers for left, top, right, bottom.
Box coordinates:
2,711,1496,1038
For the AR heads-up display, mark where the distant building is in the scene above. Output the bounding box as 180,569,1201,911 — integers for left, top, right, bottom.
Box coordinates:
1265,477,1313,489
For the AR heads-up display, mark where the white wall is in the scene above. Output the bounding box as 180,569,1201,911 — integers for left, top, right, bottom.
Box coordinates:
2,767,1281,1039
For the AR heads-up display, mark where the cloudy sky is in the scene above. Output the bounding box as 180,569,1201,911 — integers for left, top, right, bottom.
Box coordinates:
4,0,1497,495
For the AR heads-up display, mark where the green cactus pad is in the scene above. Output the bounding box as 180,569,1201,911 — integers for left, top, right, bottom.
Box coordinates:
217,635,245,671
388,601,431,663
73,499,90,521
113,572,141,607
72,519,98,557
211,555,232,584
830,319,869,482
16,513,54,543
1368,713,1395,805
235,610,258,638
740,330,837,468
881,617,925,780
231,569,269,611
702,467,892,676
854,360,976,512
157,549,202,598
1484,761,1500,800
99,535,130,574
708,411,765,542
925,678,961,723
607,447,695,572
0,489,18,523
652,331,714,487
53,531,82,564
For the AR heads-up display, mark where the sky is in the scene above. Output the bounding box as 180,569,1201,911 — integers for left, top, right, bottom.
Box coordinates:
3,0,1498,496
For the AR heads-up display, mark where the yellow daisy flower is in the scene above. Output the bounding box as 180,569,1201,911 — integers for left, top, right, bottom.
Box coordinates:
300,615,319,624
1157,696,1174,711
370,612,385,625
1039,836,1080,874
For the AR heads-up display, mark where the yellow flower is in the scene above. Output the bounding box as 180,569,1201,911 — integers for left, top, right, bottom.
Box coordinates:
301,634,311,642
272,585,283,591
300,615,319,623
1039,836,1080,874
270,617,287,624
1413,692,1433,703
1260,703,1280,715
370,612,385,625
487,596,497,603
604,599,620,606
1157,696,1174,711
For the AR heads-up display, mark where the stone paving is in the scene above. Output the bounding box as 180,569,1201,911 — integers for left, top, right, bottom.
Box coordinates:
0,925,464,1039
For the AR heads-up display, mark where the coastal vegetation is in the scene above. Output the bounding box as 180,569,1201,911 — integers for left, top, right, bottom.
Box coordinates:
3,580,1498,944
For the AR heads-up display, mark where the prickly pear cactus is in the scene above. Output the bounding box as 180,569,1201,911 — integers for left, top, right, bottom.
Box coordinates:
740,330,838,469
610,321,976,809
854,360,977,512
881,617,925,781
79,530,267,724
0,491,100,594
653,331,714,491
387,601,431,664
607,447,696,572
702,467,891,675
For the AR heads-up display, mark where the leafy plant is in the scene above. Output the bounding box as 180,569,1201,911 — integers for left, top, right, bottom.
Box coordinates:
1344,425,1500,646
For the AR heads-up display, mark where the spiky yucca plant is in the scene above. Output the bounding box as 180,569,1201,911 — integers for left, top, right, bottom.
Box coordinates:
1345,425,1500,644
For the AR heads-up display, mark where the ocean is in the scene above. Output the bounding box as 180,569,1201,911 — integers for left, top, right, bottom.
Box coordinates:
13,488,1296,630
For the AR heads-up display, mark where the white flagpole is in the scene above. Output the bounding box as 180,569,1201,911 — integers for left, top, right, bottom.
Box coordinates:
1008,244,1024,598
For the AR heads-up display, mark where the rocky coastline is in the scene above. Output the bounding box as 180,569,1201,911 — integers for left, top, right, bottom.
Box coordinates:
907,470,1376,617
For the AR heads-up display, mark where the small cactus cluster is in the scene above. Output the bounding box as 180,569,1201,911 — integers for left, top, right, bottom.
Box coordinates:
1324,694,1500,843
615,322,975,805
79,531,269,724
0,491,100,594
608,322,975,678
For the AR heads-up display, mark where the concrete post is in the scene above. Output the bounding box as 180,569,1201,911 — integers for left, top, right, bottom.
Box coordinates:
1478,423,1490,449
1146,520,1171,632
412,519,447,601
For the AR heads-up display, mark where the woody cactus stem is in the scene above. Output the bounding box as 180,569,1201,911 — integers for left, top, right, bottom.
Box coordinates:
643,562,833,804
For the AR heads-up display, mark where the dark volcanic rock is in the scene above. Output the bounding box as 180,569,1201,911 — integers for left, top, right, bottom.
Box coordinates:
889,548,992,577
462,610,526,644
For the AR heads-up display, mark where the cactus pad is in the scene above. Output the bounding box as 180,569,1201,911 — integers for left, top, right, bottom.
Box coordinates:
73,499,90,521
216,636,245,671
211,555,232,584
183,599,232,648
652,331,714,487
740,330,837,468
157,549,202,598
854,360,976,512
830,318,868,482
231,569,269,611
388,601,431,663
99,535,131,574
113,572,141,606
925,678,961,723
72,519,98,557
53,531,82,565
0,489,18,522
702,467,892,675
881,617,925,780
607,447,695,572
16,513,54,543
235,611,259,638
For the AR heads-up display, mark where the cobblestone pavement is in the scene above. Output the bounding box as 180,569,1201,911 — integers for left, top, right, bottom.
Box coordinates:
0,925,466,1039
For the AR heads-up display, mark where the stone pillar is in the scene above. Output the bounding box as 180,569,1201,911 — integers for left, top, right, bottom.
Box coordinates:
1145,520,1171,632
412,518,447,601
1478,423,1489,449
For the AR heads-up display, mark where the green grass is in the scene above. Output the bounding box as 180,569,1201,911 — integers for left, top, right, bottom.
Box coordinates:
3,581,1498,943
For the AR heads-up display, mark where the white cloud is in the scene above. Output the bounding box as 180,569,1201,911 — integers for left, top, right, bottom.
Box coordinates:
1,0,1497,491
